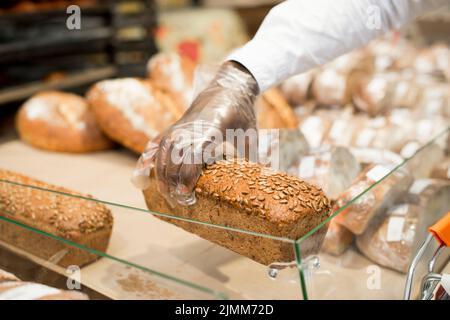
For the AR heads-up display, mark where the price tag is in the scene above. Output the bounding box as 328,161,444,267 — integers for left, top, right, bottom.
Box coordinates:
409,179,433,195
356,129,376,147
400,141,420,158
386,216,405,242
366,165,390,182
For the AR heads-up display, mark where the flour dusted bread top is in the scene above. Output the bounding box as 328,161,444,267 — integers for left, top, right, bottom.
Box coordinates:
16,91,113,153
87,78,180,153
147,52,195,112
19,91,89,129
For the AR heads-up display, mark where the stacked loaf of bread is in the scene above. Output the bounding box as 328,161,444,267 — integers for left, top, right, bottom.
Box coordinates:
0,169,113,267
357,179,450,272
0,269,88,300
143,159,331,265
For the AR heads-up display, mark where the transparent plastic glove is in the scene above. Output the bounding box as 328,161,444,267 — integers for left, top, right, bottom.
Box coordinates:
132,61,259,206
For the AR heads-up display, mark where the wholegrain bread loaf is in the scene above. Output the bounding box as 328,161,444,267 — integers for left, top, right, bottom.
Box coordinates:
0,268,88,300
143,159,331,265
16,91,113,153
0,169,113,267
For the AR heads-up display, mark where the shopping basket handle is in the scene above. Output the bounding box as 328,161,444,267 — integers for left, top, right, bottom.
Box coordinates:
429,212,450,247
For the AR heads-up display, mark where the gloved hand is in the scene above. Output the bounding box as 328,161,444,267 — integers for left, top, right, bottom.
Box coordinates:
133,61,259,205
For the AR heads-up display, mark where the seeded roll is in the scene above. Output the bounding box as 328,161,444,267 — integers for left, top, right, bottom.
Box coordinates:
0,169,113,267
143,159,331,265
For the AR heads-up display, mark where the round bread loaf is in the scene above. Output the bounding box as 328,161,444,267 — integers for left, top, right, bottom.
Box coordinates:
147,53,196,112
87,78,180,154
16,91,113,153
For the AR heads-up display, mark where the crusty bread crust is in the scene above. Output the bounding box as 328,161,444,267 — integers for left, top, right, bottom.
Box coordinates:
0,169,113,267
143,159,331,265
16,91,113,153
87,78,179,154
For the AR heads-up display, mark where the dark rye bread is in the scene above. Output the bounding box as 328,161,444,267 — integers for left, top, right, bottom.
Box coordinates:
0,169,113,267
143,160,331,265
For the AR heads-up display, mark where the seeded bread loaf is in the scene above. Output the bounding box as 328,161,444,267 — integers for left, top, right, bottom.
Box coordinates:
143,160,331,265
0,169,113,267
0,268,88,300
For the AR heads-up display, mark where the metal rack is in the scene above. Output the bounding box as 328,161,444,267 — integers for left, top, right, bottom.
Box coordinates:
0,0,157,106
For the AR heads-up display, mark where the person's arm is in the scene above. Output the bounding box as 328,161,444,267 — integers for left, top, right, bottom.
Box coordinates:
228,0,447,92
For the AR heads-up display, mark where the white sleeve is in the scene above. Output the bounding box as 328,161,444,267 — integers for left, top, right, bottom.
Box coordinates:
228,0,447,92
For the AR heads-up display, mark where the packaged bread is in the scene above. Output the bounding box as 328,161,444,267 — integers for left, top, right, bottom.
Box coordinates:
86,78,181,153
287,146,361,200
258,128,309,173
147,52,196,112
0,268,88,300
415,83,450,117
16,91,113,153
333,164,413,235
142,159,331,265
0,169,113,267
312,49,372,107
367,36,417,72
403,142,445,179
311,68,350,106
299,115,332,149
349,147,403,167
255,88,298,129
322,113,362,147
279,69,317,106
356,179,450,273
431,157,450,180
322,219,354,256
351,73,393,115
414,44,450,80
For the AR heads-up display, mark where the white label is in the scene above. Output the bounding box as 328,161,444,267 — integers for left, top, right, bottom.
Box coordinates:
0,283,60,300
301,116,323,148
299,156,316,178
417,120,434,141
400,141,420,158
329,120,347,141
366,165,390,182
410,179,433,195
390,204,409,216
386,216,405,242
356,129,376,147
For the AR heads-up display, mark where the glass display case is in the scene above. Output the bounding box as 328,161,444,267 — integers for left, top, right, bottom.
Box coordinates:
0,124,448,300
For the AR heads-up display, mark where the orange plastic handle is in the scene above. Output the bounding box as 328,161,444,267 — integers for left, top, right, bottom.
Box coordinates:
429,212,450,247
